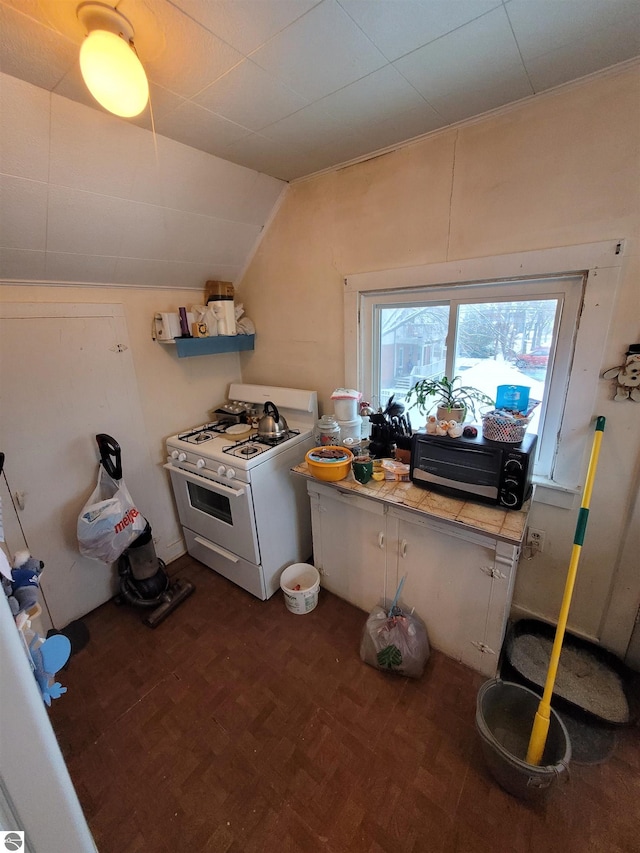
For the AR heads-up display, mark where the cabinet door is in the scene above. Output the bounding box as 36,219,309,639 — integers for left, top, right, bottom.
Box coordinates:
308,483,388,613
388,510,504,677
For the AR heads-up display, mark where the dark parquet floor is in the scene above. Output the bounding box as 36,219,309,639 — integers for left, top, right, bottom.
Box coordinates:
49,556,640,853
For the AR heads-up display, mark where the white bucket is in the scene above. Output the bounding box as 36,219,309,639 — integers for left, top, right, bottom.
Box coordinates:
331,388,361,421
333,398,358,421
335,416,362,444
280,563,320,615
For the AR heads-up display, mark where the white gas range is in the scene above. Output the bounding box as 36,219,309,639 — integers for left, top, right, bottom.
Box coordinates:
165,384,318,600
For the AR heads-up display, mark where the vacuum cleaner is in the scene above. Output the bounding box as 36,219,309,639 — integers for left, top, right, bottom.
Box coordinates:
96,434,194,628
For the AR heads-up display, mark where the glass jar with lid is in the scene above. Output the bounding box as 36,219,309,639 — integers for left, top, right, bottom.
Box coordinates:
315,415,341,446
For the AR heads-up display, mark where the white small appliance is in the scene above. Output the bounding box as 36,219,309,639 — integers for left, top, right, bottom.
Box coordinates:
331,387,363,448
165,384,318,599
154,312,193,341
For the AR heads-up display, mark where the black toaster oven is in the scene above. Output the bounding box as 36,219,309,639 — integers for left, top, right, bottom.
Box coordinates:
410,430,537,510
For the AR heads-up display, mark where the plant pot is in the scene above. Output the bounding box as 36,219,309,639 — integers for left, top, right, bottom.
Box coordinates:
436,405,466,423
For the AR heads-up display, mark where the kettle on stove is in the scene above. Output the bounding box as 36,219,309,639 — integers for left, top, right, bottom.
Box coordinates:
257,401,288,438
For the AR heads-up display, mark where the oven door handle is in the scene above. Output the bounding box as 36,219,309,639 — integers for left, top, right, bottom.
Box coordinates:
164,462,246,497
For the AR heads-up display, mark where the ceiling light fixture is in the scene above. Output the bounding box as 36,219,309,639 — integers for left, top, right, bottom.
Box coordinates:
77,2,149,118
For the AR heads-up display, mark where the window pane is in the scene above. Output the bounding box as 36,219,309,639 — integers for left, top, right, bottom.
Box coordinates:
377,298,559,437
358,262,590,483
453,299,559,434
377,304,449,412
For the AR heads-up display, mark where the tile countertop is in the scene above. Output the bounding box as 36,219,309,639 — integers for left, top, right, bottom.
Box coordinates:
292,463,530,545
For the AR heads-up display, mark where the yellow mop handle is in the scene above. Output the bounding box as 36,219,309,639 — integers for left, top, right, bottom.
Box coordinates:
525,416,605,766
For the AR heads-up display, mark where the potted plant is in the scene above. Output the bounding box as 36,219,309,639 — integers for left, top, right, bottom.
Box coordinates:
404,375,493,424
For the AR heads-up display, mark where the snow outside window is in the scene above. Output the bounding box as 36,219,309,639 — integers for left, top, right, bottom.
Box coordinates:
344,241,623,507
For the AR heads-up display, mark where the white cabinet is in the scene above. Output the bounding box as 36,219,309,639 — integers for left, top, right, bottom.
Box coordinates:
307,483,388,613
306,481,521,678
387,508,518,676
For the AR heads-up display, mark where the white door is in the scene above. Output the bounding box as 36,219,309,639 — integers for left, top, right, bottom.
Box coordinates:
388,510,498,676
0,594,97,852
0,303,151,629
308,483,388,613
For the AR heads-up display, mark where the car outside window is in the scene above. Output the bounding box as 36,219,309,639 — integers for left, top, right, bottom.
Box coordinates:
370,283,571,472
345,241,623,502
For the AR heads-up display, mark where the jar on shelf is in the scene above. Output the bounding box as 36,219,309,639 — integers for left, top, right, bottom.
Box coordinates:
315,415,341,446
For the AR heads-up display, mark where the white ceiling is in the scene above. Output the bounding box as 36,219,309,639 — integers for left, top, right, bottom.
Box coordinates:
2,0,639,182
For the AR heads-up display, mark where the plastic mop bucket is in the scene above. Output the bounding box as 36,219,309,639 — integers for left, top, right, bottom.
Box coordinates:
280,563,320,615
476,679,571,801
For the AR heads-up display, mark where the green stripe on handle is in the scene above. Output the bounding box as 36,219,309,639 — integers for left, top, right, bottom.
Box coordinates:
595,416,606,431
574,507,589,546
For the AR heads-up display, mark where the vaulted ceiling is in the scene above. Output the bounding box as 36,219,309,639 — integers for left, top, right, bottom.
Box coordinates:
2,0,639,182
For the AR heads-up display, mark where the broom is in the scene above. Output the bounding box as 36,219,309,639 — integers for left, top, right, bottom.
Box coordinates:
526,416,605,765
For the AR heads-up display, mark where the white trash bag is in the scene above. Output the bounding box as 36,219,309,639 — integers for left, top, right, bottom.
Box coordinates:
77,466,146,563
360,604,430,679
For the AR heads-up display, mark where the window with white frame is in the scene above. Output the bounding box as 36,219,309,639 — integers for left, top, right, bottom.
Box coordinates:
361,275,582,479
344,241,623,507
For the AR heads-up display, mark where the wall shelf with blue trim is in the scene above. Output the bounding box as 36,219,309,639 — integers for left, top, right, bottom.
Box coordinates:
160,335,255,358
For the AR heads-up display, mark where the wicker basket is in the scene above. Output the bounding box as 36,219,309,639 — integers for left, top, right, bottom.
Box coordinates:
482,412,531,443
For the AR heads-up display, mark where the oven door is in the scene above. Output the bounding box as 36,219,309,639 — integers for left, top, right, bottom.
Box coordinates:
165,463,259,564
411,437,501,502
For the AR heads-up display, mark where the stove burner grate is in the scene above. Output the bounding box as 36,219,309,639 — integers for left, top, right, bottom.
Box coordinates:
221,429,301,459
258,429,300,446
238,444,262,457
178,421,234,443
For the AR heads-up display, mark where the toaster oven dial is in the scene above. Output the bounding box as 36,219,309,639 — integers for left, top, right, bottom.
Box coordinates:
504,458,523,472
501,491,519,507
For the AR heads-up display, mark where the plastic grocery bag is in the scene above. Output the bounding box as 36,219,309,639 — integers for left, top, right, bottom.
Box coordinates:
77,466,146,563
360,605,430,678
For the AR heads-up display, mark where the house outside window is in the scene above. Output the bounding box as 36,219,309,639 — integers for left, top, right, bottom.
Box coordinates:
344,240,623,507
372,285,567,457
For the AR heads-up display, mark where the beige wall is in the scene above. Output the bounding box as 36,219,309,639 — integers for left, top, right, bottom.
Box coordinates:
0,74,284,287
0,283,243,566
238,64,640,653
0,72,279,573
